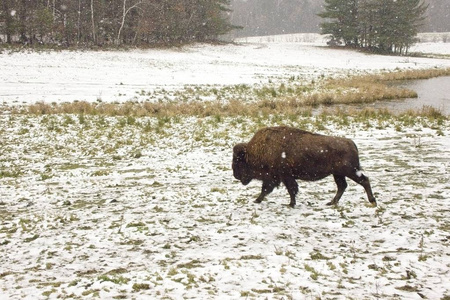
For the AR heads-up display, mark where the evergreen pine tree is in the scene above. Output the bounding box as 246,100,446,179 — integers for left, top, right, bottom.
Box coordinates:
390,0,428,54
319,0,428,54
318,0,359,46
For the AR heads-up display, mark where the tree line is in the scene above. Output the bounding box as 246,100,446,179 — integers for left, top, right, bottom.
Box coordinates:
318,0,428,55
0,0,235,46
229,0,448,38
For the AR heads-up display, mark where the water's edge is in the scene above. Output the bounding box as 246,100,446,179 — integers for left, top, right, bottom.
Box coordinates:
329,76,450,115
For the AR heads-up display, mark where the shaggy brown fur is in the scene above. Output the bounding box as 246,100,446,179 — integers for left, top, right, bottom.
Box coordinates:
232,126,376,208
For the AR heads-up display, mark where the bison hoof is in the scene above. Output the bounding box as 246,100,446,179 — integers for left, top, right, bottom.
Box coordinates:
326,201,337,206
289,203,295,208
254,199,263,204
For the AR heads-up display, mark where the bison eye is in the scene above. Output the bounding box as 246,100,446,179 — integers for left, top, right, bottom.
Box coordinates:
233,156,242,163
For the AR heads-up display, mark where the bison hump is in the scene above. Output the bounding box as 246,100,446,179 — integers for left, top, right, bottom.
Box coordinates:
247,127,307,167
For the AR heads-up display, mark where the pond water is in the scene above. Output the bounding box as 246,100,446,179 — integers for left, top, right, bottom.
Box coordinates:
326,76,450,115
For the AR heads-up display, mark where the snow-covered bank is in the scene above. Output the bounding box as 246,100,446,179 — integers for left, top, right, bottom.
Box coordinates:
1,36,450,105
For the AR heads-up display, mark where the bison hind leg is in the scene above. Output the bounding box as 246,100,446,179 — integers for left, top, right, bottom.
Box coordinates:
327,175,348,206
348,171,377,206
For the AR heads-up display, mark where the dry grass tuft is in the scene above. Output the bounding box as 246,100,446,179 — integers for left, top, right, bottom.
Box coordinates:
321,68,450,104
374,68,450,81
403,105,445,119
12,99,314,118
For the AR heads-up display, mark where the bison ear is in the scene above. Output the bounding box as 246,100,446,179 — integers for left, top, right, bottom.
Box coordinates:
233,143,248,162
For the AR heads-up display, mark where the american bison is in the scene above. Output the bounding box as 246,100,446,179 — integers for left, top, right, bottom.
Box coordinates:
232,126,376,208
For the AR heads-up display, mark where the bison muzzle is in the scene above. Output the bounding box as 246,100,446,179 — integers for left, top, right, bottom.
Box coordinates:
232,126,376,208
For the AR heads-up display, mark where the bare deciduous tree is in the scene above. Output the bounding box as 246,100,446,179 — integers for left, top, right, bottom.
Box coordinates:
0,0,235,46
117,0,143,45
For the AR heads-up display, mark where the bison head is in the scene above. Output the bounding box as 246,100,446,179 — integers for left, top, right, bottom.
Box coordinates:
232,143,252,185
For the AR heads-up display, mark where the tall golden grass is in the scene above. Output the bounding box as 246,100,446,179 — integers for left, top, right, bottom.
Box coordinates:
13,99,446,120
371,68,450,81
13,99,312,118
6,67,449,119
287,67,450,106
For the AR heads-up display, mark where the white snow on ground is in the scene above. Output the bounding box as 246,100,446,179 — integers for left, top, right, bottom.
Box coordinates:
410,42,450,55
1,35,450,299
1,34,450,105
0,114,449,299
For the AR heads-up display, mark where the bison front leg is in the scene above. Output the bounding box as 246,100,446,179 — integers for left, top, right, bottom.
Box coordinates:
255,180,277,204
282,176,298,208
327,175,347,206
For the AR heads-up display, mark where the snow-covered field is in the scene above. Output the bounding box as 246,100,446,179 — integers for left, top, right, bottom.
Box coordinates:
1,35,450,299
1,114,449,299
1,33,450,105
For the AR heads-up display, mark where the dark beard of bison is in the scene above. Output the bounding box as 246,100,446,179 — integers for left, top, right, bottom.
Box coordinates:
232,162,252,185
233,143,253,185
239,174,252,185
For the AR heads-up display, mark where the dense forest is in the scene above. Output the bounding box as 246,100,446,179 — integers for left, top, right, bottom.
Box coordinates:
1,0,448,46
229,0,450,37
0,0,235,45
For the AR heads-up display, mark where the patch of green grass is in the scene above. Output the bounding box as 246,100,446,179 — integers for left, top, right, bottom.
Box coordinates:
167,267,178,276
240,254,264,260
81,289,100,296
120,239,145,246
211,187,226,193
240,291,254,297
251,288,273,294
396,285,419,292
0,168,22,178
310,251,332,260
91,169,110,176
126,221,147,228
19,218,36,232
177,260,203,269
42,289,57,297
304,264,321,280
132,283,151,291
98,275,130,285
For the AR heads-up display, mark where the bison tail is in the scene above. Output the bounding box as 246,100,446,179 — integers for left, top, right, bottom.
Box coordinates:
355,169,364,178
